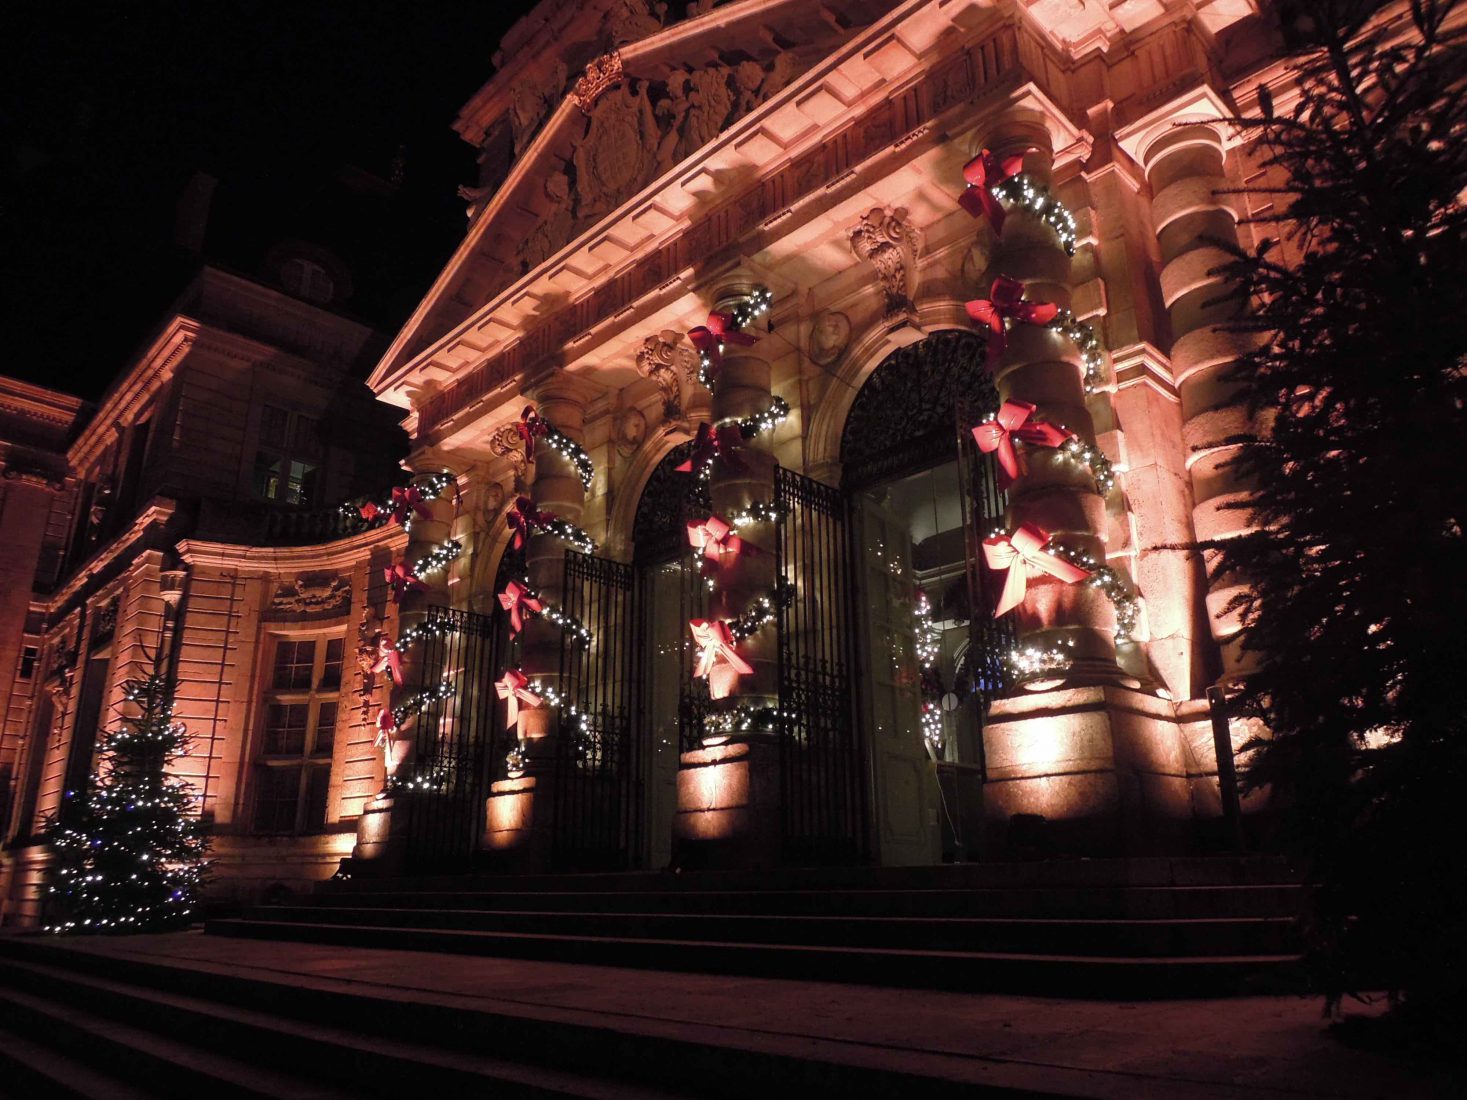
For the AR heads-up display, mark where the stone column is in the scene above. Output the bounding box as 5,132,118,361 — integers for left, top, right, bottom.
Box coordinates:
982,112,1119,679
675,286,781,867
1142,124,1259,676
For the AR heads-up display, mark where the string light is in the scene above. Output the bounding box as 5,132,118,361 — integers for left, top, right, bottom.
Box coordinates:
696,287,774,389
413,539,462,580
1008,640,1076,678
506,575,592,644
537,517,597,554
703,704,786,738
992,174,1078,255
1045,543,1142,641
727,500,787,527
391,678,455,728
1047,309,1106,393
537,425,596,491
342,471,456,534
395,616,460,652
914,591,945,751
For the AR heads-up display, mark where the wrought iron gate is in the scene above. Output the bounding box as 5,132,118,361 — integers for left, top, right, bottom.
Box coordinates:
774,467,866,862
400,605,503,871
955,393,1015,728
554,550,640,869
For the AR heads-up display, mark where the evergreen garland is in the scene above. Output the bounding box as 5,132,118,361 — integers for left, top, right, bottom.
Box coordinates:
43,674,210,933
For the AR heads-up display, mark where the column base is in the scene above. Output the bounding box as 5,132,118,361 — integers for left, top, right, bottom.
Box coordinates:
672,740,781,870
981,685,1224,857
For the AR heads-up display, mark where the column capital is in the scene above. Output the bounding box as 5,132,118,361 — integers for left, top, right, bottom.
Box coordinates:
1115,83,1233,169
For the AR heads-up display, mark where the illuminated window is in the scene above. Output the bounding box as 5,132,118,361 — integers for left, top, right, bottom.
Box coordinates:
253,405,320,506
253,634,342,834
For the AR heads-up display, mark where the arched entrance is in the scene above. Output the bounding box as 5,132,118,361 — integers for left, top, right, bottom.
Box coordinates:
839,329,1010,863
631,440,708,869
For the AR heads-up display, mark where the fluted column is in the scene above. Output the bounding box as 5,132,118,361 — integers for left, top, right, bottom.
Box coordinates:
519,370,589,766
1143,124,1259,676
982,112,1119,678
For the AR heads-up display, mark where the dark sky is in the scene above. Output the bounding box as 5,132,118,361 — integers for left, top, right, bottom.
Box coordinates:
1,1,531,402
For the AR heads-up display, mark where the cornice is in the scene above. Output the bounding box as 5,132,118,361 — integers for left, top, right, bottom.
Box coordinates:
176,522,407,573
43,500,181,613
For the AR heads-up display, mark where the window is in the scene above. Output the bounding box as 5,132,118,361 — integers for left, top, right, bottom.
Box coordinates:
253,405,321,506
279,257,335,304
253,635,341,834
18,646,37,681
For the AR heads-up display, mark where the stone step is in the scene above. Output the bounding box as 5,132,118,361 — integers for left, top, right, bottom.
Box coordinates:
248,904,1302,957
206,917,1306,998
0,1022,153,1100
0,952,679,1099
0,935,1075,1097
323,856,1301,897
307,884,1310,920
0,982,350,1099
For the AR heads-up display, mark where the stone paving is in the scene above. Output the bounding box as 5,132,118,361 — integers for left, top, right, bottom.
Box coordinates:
40,931,1462,1098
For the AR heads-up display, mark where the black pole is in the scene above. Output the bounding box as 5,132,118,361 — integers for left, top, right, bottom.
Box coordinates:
1206,686,1245,852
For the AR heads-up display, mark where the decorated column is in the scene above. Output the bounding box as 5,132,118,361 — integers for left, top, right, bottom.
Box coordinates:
977,111,1121,680
516,370,592,771
1140,123,1260,676
676,286,786,865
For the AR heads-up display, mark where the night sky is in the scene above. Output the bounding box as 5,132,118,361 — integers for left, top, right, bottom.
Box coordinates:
2,2,531,402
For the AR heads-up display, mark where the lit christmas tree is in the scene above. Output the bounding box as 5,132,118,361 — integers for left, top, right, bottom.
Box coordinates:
43,673,209,933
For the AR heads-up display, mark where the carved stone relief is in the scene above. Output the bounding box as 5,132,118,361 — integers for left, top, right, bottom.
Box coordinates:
848,207,923,322
808,311,852,366
572,52,624,115
510,61,569,159
602,0,666,48
572,81,661,221
515,169,579,274
635,330,699,417
488,422,530,481
615,406,648,455
272,573,350,615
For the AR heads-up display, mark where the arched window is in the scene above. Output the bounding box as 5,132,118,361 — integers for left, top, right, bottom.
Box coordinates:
279,257,335,304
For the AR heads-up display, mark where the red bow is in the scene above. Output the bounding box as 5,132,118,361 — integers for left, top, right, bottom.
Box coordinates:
384,561,426,603
689,619,754,701
676,422,745,476
965,276,1060,360
375,707,395,749
495,669,542,732
507,496,555,550
688,310,758,375
390,485,432,527
516,405,547,461
372,635,404,686
958,147,1029,231
971,400,1075,488
982,524,1091,617
359,500,381,522
686,515,745,576
498,580,544,634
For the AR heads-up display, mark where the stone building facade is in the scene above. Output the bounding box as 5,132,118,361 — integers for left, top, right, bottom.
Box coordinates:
0,267,407,923
349,0,1383,878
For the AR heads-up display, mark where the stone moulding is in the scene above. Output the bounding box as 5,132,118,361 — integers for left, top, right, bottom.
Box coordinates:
414,24,1022,440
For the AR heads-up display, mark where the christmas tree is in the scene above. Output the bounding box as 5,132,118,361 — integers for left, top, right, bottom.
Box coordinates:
43,673,209,933
1207,0,1467,1039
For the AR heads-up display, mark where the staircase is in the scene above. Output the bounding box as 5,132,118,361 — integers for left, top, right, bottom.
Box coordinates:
208,857,1311,999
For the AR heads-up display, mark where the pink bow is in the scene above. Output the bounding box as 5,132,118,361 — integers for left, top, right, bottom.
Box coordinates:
688,310,758,374
384,561,426,603
676,422,745,476
375,707,395,748
495,669,542,732
516,405,547,461
965,276,1060,361
686,515,745,576
359,500,381,523
689,619,753,701
498,580,544,635
507,496,555,550
971,400,1075,488
982,524,1091,617
371,635,404,687
390,485,431,527
958,147,1029,231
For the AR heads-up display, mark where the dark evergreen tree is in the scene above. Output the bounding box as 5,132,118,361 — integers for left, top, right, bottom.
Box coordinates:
1208,0,1467,1040
43,673,209,933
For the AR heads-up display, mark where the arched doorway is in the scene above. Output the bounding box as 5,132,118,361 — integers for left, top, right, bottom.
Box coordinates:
839,329,1010,863
631,440,709,869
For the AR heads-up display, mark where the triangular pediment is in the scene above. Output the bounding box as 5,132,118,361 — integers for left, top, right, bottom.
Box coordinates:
372,0,903,393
